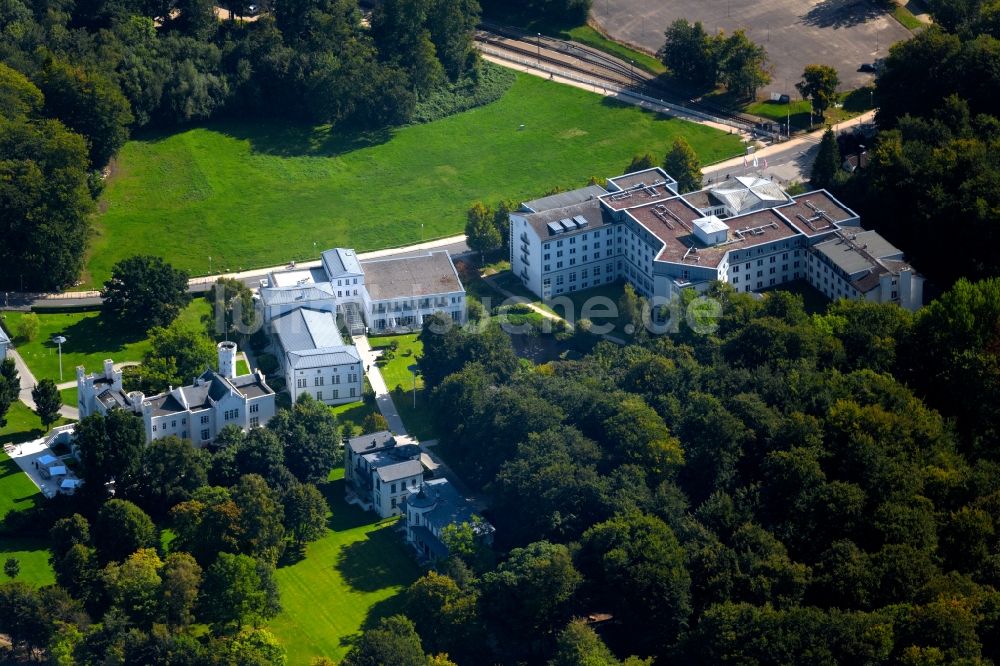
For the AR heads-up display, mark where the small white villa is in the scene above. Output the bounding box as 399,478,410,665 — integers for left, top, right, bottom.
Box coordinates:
343,430,424,518
404,478,494,561
76,341,275,445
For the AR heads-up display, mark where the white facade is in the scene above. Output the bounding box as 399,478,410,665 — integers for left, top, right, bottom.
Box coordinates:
272,308,363,406
77,343,275,446
0,325,9,359
260,248,467,336
512,168,924,311
343,431,424,518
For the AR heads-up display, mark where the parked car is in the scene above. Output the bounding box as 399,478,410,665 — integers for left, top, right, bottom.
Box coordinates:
858,63,875,73
246,4,258,14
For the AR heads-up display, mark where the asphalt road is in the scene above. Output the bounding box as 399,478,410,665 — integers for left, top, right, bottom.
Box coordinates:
1,239,472,310
590,0,912,92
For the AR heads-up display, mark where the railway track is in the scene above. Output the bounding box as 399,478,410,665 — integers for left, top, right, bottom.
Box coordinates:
476,22,772,135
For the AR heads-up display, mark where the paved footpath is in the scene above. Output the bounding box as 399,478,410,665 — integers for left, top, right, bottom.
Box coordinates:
352,334,487,510
9,348,79,420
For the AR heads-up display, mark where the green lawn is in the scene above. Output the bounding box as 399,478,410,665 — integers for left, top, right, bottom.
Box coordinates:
0,536,55,587
560,25,666,75
60,387,78,410
0,299,212,384
746,89,874,131
236,358,250,375
330,391,380,436
269,468,420,664
0,448,42,519
893,3,925,30
0,448,55,587
0,402,67,448
89,74,742,286
369,334,436,440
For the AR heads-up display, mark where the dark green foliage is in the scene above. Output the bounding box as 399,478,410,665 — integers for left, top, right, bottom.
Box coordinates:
39,57,133,169
796,64,839,118
411,61,514,124
198,552,280,629
663,137,703,193
811,128,840,189
101,255,190,332
659,19,717,88
282,482,328,546
341,615,428,666
0,358,21,429
120,436,209,518
74,410,146,491
0,88,93,291
31,379,62,429
625,153,656,174
267,393,341,483
481,541,581,644
419,315,519,389
93,499,158,565
578,512,691,655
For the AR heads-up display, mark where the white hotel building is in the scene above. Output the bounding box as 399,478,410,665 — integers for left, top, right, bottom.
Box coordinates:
510,168,923,311
77,342,276,445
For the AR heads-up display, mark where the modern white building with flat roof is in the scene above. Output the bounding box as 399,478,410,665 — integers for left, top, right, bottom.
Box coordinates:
77,342,275,446
510,167,923,311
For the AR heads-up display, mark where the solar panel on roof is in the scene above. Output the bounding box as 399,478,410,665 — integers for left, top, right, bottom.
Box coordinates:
547,221,564,235
573,215,589,227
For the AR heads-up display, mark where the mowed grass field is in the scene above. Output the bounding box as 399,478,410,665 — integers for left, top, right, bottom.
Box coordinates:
0,430,55,587
0,299,212,383
89,73,743,286
369,334,436,440
269,468,420,664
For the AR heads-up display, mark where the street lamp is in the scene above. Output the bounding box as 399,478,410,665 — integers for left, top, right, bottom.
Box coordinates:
408,363,418,409
630,59,635,81
53,335,66,381
537,33,541,65
209,256,212,274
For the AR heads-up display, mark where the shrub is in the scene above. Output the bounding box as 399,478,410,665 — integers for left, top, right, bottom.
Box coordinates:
256,353,279,376
16,313,39,342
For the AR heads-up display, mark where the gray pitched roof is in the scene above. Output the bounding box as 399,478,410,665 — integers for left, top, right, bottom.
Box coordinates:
260,283,336,306
348,431,396,455
406,478,490,535
286,348,361,370
375,459,423,483
272,308,344,351
321,248,363,279
520,185,607,213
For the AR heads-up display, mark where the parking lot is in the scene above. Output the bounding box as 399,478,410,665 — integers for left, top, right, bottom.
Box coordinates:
590,0,913,93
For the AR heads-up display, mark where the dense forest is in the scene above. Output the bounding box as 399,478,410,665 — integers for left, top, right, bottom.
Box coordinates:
832,2,1000,288
386,277,1000,665
0,0,489,292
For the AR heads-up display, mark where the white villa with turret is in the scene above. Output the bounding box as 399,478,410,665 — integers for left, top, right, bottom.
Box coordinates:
76,341,275,445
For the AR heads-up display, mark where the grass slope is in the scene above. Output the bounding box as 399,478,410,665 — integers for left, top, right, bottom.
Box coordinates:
269,469,419,664
1,299,211,383
90,74,742,285
561,25,666,75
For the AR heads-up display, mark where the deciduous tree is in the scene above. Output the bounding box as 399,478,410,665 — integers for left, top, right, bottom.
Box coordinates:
796,64,840,118
663,137,703,193
101,255,190,332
